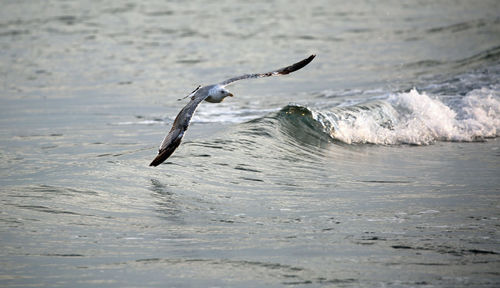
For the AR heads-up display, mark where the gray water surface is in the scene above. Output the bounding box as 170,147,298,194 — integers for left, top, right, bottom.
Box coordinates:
1,0,500,287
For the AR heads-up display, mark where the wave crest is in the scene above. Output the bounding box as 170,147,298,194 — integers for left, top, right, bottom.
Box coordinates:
279,88,500,145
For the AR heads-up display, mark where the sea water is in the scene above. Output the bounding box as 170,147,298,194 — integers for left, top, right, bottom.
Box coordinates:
1,0,499,287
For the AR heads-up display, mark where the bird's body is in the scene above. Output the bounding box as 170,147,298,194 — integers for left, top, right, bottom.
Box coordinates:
150,55,316,167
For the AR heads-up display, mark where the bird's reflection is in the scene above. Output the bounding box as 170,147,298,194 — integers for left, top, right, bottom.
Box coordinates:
149,178,183,223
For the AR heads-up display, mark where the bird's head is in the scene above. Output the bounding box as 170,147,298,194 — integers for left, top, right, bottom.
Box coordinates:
206,85,234,103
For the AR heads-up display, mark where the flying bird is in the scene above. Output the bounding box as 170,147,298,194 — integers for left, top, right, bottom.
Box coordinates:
150,54,316,166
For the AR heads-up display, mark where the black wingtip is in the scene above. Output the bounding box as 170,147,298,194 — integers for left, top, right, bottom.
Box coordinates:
149,137,183,167
305,54,316,66
149,151,170,167
280,54,316,75
304,54,316,64
149,151,168,167
149,158,161,167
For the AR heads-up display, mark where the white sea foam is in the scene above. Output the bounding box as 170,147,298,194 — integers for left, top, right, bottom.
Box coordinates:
316,88,500,145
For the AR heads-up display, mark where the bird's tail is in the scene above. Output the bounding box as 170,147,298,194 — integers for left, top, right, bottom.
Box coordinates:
177,85,202,101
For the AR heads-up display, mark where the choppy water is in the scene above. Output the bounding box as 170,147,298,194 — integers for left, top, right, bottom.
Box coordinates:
1,0,500,287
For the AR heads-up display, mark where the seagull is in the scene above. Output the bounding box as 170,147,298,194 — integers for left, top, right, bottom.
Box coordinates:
150,54,316,166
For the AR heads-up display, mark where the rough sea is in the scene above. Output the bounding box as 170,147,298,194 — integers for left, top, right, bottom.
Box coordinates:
1,0,499,287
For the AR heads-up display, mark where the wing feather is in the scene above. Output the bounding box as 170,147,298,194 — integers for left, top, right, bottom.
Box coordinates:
149,90,208,166
218,54,315,86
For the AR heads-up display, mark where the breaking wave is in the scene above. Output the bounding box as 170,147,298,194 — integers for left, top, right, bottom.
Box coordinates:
277,87,500,145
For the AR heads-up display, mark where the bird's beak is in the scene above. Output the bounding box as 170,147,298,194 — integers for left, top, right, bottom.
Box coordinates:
228,93,234,97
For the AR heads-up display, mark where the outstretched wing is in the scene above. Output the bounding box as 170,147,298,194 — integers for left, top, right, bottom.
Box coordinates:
218,54,315,86
149,90,208,166
150,54,316,166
